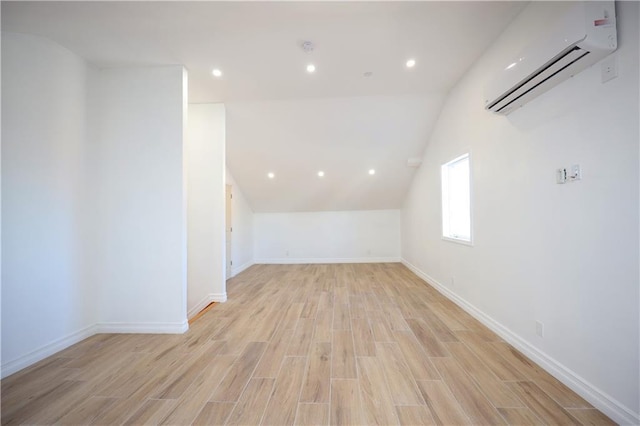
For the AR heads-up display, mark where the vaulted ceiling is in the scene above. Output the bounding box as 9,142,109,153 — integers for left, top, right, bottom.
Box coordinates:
2,1,527,212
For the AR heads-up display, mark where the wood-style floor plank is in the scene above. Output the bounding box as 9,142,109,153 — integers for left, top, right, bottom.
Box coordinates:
406,318,450,357
192,402,236,425
1,363,80,421
158,354,237,425
432,357,506,425
0,263,613,426
456,331,526,381
123,398,176,426
349,296,368,319
566,408,617,425
333,303,351,330
395,405,437,426
313,309,333,343
5,380,86,425
380,303,410,330
416,380,472,426
261,356,307,425
369,315,396,342
375,342,425,405
351,318,376,356
300,342,331,403
331,330,357,379
57,396,118,425
287,318,315,356
295,403,329,426
393,330,441,380
357,356,399,425
90,396,149,425
153,345,217,400
507,381,582,425
253,328,294,378
330,379,364,426
497,407,544,425
209,341,267,402
225,377,275,426
444,341,524,408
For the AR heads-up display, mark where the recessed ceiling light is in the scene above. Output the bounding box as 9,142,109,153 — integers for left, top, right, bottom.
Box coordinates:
317,171,325,177
212,68,223,77
307,64,316,73
406,59,416,68
267,172,275,179
363,71,373,78
369,169,376,175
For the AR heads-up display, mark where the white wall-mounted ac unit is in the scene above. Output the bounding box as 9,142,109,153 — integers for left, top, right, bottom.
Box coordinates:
485,1,617,115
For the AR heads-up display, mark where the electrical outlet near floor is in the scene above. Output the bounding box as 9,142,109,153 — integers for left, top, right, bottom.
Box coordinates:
450,277,455,288
536,321,544,337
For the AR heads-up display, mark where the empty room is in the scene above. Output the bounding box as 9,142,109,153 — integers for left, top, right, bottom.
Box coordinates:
1,1,638,425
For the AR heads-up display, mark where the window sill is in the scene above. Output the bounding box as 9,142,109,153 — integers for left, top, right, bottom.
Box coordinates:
442,236,474,247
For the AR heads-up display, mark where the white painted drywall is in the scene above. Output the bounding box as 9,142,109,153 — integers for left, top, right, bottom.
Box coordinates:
89,66,188,330
226,172,254,276
186,104,227,317
401,2,639,422
1,33,97,371
255,210,400,263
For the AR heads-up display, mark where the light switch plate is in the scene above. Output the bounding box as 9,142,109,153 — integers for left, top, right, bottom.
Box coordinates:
569,164,581,181
556,168,567,184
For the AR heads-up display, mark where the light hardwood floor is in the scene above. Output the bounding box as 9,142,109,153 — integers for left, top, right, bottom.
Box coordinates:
1,263,615,425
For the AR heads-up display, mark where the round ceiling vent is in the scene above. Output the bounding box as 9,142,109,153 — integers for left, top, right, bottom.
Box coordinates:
301,41,315,53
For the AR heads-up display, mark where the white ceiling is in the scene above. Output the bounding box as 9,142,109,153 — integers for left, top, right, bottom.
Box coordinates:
226,95,446,212
2,1,526,212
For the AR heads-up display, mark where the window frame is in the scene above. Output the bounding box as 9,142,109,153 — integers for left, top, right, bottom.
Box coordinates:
441,152,474,246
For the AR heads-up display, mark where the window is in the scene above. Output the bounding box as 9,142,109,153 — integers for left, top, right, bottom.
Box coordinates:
441,153,472,244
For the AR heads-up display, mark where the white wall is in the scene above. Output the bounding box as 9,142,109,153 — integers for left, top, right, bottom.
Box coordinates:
186,104,227,318
401,2,639,423
88,65,189,331
226,172,254,276
1,33,97,374
2,33,213,377
255,210,400,263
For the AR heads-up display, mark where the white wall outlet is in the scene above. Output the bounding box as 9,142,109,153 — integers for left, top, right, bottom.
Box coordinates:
450,277,455,288
285,249,289,257
366,249,371,255
601,55,618,83
536,321,544,337
556,168,567,184
568,164,581,181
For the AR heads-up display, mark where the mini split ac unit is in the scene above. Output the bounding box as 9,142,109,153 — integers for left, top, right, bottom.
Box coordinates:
485,1,617,115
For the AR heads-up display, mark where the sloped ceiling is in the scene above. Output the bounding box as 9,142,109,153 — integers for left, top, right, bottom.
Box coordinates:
2,1,526,212
226,95,446,212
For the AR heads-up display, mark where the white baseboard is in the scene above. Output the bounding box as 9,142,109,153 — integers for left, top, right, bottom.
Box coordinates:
401,259,640,426
211,292,227,303
232,260,254,277
188,295,214,319
188,292,227,319
2,317,193,379
1,323,98,379
255,257,401,265
96,320,189,334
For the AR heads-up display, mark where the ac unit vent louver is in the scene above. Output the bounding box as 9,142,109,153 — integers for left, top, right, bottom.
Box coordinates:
485,1,617,115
